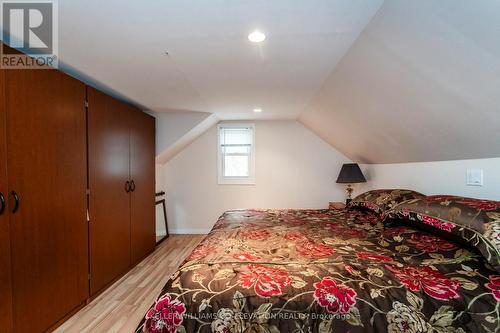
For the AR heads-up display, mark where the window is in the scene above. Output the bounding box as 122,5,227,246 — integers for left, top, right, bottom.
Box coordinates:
217,123,255,185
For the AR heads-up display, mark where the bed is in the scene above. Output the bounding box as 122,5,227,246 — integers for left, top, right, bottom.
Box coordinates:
136,193,499,333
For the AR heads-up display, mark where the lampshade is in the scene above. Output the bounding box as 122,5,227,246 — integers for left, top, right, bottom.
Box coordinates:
336,163,366,184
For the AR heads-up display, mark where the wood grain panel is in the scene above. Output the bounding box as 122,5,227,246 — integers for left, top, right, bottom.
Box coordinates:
5,69,88,333
130,108,156,264
87,87,131,296
0,68,13,333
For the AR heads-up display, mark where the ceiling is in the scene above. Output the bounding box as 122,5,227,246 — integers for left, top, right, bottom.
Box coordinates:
5,0,500,163
299,0,500,163
55,0,383,119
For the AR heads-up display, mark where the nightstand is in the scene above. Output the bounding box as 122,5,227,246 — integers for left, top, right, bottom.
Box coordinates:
329,202,346,210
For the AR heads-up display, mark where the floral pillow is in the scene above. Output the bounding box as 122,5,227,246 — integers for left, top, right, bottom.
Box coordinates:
386,195,500,273
349,189,425,215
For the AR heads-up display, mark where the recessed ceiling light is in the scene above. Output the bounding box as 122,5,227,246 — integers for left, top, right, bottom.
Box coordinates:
248,30,266,43
253,108,262,113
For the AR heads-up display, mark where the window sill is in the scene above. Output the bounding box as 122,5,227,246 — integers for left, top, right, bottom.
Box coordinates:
218,178,255,185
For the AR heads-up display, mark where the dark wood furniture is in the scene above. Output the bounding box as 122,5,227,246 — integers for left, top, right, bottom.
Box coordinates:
0,44,155,332
88,87,133,295
88,87,155,295
0,66,13,333
329,201,347,210
155,198,169,244
5,69,88,333
130,108,156,264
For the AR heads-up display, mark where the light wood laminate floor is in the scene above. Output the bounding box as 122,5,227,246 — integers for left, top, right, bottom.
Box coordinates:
55,235,204,333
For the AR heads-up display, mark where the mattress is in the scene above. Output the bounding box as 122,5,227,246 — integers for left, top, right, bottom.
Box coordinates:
135,208,499,332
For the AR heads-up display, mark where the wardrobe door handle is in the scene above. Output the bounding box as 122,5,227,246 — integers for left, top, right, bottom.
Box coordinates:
0,192,5,215
130,180,136,192
125,181,130,193
11,191,20,214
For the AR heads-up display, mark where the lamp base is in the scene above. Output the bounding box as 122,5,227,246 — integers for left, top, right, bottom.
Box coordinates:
345,184,354,204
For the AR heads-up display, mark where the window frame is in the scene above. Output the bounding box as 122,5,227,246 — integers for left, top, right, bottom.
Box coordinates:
217,123,255,185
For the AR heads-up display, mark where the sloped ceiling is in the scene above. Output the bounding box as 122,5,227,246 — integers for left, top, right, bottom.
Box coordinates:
51,0,382,120
156,111,212,155
4,1,499,163
299,0,500,163
156,112,219,164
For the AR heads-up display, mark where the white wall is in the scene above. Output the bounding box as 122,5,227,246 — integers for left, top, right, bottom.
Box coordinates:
362,158,500,200
157,120,353,234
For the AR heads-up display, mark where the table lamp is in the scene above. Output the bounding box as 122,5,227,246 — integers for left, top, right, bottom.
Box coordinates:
336,163,366,204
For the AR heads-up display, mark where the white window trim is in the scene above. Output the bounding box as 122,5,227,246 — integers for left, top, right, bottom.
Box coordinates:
217,123,255,185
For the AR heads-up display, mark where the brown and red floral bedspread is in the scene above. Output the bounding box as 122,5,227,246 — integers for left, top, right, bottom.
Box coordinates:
136,209,500,333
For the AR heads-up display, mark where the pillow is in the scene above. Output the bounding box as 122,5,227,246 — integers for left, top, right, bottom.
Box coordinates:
349,189,425,215
386,195,500,272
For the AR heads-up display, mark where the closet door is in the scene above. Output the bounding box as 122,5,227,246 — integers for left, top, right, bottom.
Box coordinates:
87,87,131,295
130,108,155,264
0,69,13,333
5,69,88,333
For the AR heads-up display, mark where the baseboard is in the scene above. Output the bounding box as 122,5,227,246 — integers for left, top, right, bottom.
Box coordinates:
169,228,210,235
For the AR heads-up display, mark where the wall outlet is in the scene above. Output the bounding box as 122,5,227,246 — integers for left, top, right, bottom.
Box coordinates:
466,169,483,186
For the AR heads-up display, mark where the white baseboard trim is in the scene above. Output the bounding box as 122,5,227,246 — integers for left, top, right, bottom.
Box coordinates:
169,228,210,235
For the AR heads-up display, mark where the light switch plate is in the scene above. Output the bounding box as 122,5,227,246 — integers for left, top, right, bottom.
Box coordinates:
466,169,483,186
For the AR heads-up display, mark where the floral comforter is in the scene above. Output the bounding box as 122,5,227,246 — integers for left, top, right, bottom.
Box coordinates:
136,208,500,333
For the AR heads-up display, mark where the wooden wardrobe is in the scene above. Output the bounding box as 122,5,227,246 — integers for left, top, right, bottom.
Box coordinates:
2,68,88,333
87,87,155,295
0,48,155,333
0,65,13,333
